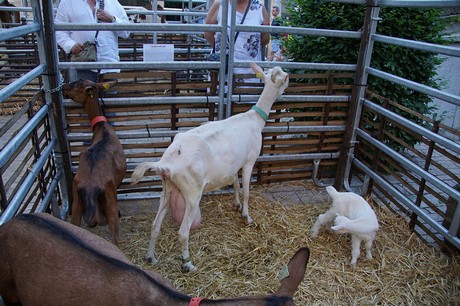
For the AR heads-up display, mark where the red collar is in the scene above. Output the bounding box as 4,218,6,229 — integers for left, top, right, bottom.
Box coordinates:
90,116,107,129
189,297,204,306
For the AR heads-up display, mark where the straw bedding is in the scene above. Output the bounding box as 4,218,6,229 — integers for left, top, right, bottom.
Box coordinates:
89,182,460,305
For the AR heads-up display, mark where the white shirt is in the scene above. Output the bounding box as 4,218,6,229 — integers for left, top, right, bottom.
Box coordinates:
215,0,265,76
55,0,130,74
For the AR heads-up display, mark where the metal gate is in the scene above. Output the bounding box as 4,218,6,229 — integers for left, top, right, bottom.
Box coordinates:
0,0,459,253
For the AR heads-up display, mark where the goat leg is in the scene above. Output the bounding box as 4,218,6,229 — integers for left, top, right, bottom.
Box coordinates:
310,210,335,238
105,192,121,246
350,235,362,266
70,191,83,226
232,174,242,211
365,238,374,260
145,189,170,264
178,195,202,271
240,166,254,224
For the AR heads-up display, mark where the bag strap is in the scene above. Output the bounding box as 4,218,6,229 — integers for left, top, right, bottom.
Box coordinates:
94,0,104,44
212,1,251,54
234,1,251,42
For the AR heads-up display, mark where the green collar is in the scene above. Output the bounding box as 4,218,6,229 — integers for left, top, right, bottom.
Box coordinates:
251,105,268,122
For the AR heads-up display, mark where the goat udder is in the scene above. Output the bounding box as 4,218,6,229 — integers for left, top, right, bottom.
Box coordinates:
170,186,201,230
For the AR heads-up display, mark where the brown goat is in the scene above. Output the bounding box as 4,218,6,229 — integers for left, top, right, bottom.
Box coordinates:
0,0,20,28
62,79,127,246
0,213,310,306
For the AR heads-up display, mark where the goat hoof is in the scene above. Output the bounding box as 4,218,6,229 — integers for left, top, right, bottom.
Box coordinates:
145,256,158,265
182,261,196,272
233,204,242,211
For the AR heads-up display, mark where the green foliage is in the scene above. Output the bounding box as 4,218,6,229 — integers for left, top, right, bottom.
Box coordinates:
285,0,449,152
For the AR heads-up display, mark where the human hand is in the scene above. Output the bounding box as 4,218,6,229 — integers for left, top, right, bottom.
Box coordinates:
96,9,115,23
71,43,85,54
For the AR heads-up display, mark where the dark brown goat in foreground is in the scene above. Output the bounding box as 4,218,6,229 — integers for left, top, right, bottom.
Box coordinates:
62,79,127,246
0,213,310,306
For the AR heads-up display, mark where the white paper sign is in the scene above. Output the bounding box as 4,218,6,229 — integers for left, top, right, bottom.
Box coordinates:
143,44,174,62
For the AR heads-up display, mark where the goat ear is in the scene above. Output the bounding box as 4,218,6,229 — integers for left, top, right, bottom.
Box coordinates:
249,62,264,78
96,81,117,91
276,247,310,297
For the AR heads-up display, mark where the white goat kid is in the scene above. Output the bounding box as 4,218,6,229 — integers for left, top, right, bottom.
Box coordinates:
311,186,379,265
131,63,289,271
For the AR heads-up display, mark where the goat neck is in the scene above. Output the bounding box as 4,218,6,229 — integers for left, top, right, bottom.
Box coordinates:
84,91,107,130
253,66,289,119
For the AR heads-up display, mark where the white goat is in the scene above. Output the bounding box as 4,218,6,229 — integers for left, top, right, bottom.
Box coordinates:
310,186,379,265
131,62,289,271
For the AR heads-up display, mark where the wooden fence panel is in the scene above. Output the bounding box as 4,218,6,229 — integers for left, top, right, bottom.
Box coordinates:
64,71,352,196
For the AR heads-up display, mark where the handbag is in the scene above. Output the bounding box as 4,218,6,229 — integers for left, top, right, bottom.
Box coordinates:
207,1,251,70
71,3,101,63
70,40,97,62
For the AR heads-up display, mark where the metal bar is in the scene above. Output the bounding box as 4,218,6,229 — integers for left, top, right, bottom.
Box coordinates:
377,0,460,8
256,152,340,162
0,65,46,103
331,0,460,7
57,61,356,71
0,23,40,41
234,61,357,71
353,158,460,248
63,94,349,106
363,98,460,154
0,138,57,226
58,61,220,70
337,1,380,191
356,128,460,203
54,22,220,32
224,0,236,118
40,0,73,219
409,121,439,229
0,102,51,169
367,67,460,107
373,34,460,58
37,169,62,213
235,25,362,39
67,125,346,141
124,9,208,17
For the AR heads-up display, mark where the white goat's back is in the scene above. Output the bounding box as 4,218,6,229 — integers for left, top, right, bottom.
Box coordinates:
159,113,262,192
326,186,379,234
326,186,370,218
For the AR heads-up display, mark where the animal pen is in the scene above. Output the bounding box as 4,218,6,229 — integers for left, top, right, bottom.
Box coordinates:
0,0,459,304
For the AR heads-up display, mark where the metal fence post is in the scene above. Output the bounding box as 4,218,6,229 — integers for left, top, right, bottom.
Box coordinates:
335,0,380,192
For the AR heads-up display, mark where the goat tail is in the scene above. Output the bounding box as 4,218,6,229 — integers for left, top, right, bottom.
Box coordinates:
325,185,340,200
131,162,159,185
331,215,379,235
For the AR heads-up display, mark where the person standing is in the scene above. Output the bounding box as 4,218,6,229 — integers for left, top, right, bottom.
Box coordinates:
204,0,270,82
269,5,282,61
55,0,130,82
